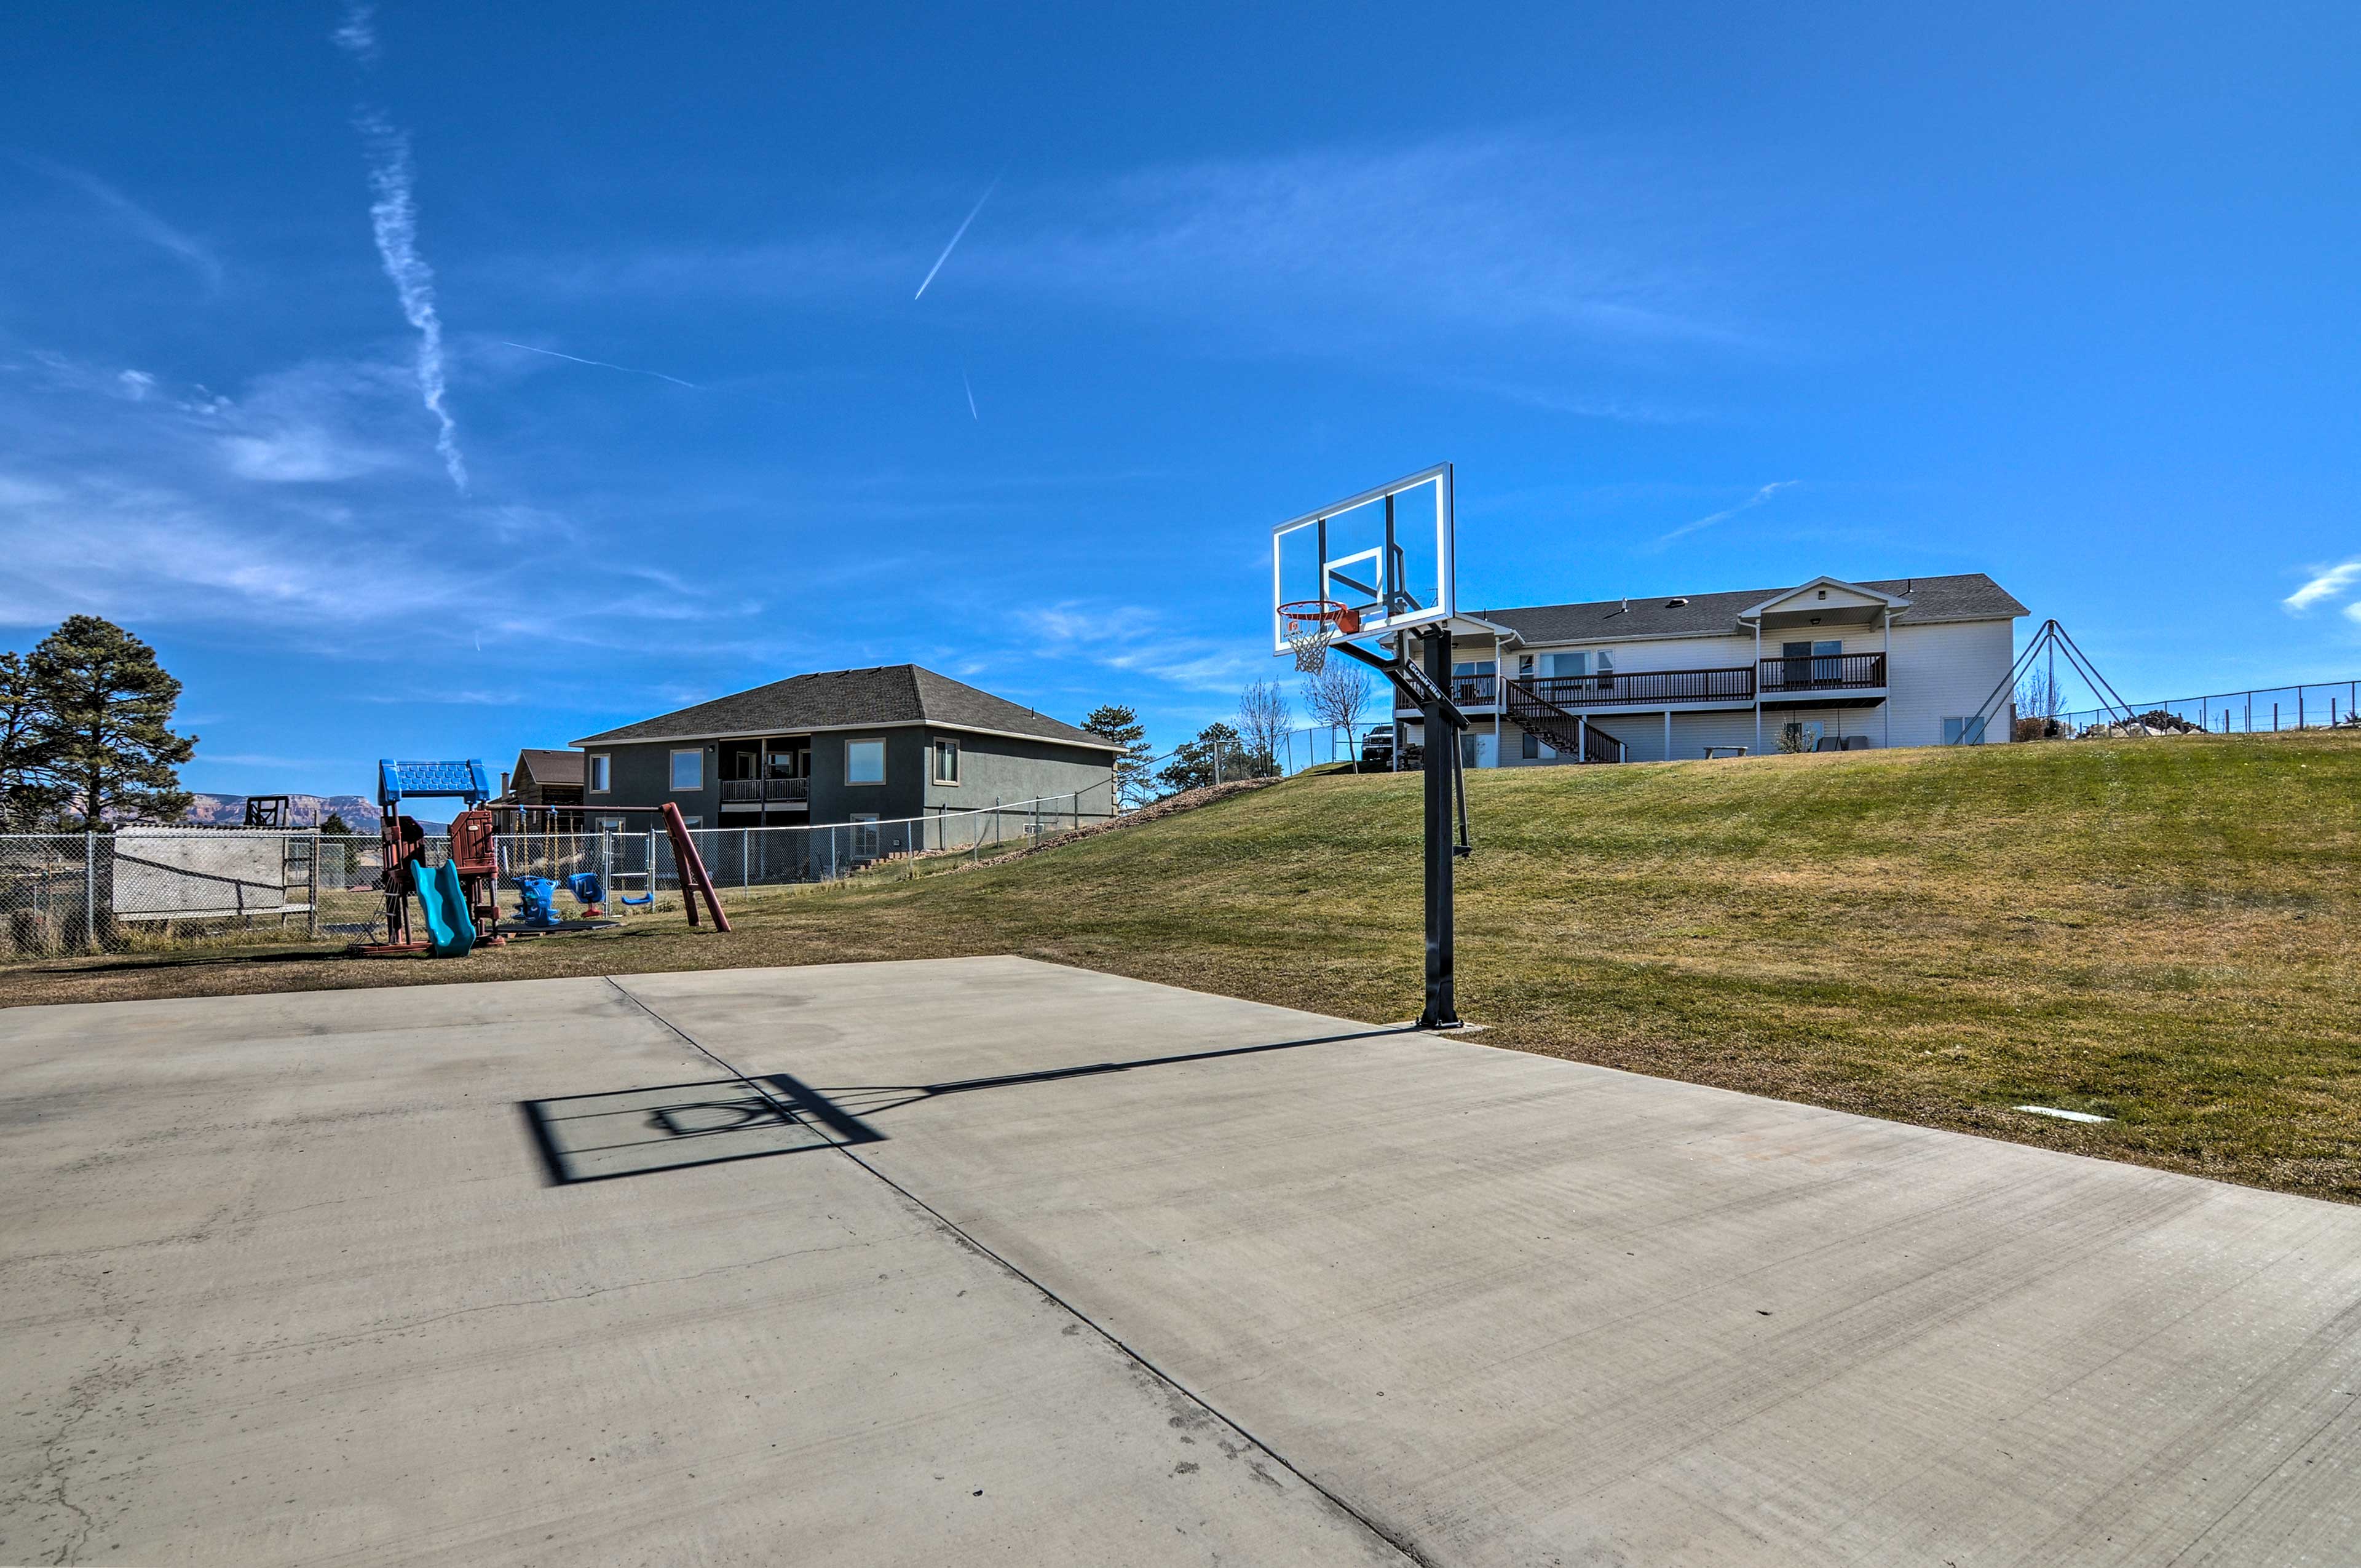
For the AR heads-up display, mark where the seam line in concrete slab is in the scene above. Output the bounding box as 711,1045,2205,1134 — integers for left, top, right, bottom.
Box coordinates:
602,976,1433,1568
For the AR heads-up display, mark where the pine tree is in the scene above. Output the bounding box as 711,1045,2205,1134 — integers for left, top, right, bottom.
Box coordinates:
1082,703,1156,810
0,651,65,829
1155,722,1243,796
28,616,197,828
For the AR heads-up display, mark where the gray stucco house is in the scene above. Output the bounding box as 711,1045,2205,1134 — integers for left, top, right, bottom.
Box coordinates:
571,665,1121,839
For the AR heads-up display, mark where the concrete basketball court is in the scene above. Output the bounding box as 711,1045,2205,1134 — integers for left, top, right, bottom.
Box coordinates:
4,957,2356,1565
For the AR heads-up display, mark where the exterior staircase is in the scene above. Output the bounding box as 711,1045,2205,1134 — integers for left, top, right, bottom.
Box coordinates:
1504,680,1629,763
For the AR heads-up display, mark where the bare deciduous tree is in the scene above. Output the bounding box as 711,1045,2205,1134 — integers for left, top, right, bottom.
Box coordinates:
1301,662,1372,768
1236,679,1293,777
2017,665,2065,720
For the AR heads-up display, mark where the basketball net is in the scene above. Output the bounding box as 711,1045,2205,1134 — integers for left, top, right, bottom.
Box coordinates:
1280,600,1358,674
1286,617,1337,673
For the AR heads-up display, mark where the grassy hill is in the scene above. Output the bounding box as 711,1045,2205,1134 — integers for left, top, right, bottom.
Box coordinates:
14,733,2360,1200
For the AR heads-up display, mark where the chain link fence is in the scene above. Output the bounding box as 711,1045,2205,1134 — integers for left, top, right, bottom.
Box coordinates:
1,788,1114,960
2050,676,2361,737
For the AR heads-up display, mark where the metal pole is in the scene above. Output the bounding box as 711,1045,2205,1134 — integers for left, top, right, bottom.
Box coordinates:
1419,629,1460,1029
85,831,97,952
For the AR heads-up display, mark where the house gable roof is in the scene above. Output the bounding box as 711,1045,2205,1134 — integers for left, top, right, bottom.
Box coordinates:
571,664,1121,751
1472,572,2027,646
512,748,583,787
1738,575,1912,617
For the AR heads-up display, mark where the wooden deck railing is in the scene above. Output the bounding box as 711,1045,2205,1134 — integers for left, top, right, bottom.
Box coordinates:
1523,667,1758,710
1757,651,1886,695
719,778,811,803
1414,652,1889,715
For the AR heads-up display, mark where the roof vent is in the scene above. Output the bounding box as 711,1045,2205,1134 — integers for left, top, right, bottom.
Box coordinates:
1665,597,1690,608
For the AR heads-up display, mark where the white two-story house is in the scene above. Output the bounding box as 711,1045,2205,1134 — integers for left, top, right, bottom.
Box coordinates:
1400,573,2028,766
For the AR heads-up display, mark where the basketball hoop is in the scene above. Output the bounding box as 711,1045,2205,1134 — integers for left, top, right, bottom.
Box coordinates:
1279,599,1361,673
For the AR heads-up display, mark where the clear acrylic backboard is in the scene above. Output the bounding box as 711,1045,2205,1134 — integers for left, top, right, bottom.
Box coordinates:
1271,463,1455,656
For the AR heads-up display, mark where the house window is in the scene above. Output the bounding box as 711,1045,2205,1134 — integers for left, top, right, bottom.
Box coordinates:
1943,716,1988,746
932,737,960,785
1450,659,1496,703
850,812,880,860
594,815,625,834
679,815,702,831
670,749,703,790
847,738,885,785
1544,650,1612,679
587,754,611,793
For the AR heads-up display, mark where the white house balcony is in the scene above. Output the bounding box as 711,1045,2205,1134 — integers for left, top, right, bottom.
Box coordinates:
1409,653,1890,717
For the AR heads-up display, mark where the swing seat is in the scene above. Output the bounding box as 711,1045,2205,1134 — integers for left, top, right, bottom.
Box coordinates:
513,876,562,929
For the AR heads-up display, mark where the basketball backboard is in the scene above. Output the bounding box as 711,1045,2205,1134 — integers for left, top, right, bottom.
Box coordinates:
1271,463,1455,656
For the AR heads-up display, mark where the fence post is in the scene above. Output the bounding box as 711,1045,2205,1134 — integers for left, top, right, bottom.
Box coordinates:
742,827,749,893
84,831,97,952
307,831,320,938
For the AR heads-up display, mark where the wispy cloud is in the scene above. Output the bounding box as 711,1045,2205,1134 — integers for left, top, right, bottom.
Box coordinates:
914,171,1002,299
962,370,978,421
1651,480,1797,549
331,2,378,65
2284,560,2361,613
14,154,223,288
1015,601,1260,694
356,114,466,493
536,131,1770,360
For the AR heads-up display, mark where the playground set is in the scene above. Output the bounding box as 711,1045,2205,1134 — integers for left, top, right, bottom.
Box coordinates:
357,759,729,959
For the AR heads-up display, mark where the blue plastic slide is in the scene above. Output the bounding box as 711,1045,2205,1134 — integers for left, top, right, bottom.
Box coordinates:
413,860,478,957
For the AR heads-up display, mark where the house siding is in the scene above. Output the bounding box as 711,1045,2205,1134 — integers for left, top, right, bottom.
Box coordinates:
580,727,1114,830
1884,618,2016,748
921,729,1115,818
1447,613,2019,764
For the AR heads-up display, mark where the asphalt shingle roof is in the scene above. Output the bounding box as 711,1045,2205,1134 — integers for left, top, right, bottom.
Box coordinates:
512,748,583,786
1473,572,2027,645
571,665,1120,751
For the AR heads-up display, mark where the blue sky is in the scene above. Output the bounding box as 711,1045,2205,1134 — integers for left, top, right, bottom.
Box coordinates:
3,1,2356,796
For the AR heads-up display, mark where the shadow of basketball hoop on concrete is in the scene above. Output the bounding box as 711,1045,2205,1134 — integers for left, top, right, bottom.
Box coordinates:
519,1026,1414,1187
518,1072,881,1186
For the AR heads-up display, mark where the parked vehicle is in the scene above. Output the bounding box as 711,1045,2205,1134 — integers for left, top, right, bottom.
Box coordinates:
1359,726,1421,770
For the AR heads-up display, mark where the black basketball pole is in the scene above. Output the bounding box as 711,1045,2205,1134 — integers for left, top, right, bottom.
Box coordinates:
1419,627,1460,1028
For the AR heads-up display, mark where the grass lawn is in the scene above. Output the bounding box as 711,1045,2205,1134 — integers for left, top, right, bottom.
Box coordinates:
7,732,2359,1201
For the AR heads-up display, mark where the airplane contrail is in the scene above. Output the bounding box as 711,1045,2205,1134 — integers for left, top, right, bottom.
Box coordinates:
500,341,702,389
914,172,1002,300
359,114,467,494
963,370,978,421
